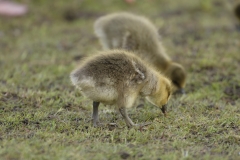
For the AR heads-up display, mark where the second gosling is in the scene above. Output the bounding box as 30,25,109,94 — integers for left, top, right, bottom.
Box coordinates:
70,50,172,127
94,12,186,93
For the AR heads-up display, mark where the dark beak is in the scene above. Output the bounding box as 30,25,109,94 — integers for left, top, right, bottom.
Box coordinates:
175,88,185,95
161,104,167,116
180,88,185,94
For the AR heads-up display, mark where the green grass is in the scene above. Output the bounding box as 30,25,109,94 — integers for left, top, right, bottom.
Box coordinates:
0,0,240,159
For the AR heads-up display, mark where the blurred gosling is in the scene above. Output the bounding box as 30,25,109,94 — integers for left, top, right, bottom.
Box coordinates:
94,12,186,94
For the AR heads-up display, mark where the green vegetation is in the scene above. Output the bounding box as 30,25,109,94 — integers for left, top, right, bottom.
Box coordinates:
0,0,239,159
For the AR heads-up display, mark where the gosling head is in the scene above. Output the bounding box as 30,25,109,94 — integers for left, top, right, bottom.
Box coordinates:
146,76,172,115
165,62,186,94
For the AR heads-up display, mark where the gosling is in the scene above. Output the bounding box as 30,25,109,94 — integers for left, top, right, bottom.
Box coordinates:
70,50,172,127
94,12,186,93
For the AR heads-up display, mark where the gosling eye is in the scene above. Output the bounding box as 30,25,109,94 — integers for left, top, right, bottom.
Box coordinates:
172,80,180,88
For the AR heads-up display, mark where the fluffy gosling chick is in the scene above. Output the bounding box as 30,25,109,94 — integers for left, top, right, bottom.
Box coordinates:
70,50,172,127
94,12,186,93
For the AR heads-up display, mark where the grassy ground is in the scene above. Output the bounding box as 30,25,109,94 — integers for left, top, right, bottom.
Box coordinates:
0,0,240,159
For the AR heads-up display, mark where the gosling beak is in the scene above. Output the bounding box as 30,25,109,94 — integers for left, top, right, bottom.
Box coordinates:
161,104,167,116
175,88,185,95
180,88,185,94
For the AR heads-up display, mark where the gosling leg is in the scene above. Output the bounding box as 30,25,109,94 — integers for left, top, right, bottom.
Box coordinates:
92,101,100,127
119,107,135,127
